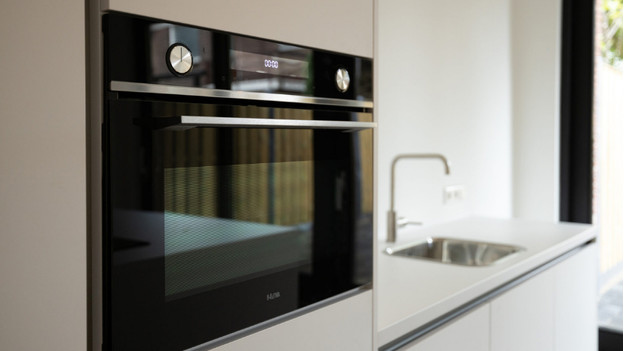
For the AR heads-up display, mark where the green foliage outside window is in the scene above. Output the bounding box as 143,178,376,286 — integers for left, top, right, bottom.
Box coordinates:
600,0,623,68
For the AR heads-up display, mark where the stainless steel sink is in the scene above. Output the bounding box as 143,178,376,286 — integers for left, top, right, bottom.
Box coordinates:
384,237,524,266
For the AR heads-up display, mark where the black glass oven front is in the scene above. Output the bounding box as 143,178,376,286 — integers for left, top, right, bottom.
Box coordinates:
105,100,373,350
102,12,373,351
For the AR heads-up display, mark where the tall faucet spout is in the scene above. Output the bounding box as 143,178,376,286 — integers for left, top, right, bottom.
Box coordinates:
387,153,451,243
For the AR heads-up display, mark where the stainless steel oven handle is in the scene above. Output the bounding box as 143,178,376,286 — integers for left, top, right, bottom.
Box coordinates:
111,81,374,109
164,116,377,131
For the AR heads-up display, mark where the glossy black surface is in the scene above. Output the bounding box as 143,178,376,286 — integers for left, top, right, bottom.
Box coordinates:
559,0,594,224
104,12,372,101
105,99,373,350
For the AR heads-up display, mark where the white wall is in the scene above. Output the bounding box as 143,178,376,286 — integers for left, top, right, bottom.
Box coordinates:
376,0,513,239
0,1,87,350
511,0,562,221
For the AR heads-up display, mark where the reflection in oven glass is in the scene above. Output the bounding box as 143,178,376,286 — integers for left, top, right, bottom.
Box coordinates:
163,162,314,299
162,122,315,299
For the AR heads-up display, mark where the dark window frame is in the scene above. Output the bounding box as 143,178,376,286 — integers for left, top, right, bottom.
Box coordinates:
559,0,595,224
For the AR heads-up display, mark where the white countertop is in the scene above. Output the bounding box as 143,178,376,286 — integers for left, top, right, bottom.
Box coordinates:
377,217,597,346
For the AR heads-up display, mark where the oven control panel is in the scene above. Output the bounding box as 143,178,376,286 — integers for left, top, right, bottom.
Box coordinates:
105,13,372,102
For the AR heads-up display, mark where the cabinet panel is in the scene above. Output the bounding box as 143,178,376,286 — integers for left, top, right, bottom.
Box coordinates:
554,244,598,351
402,304,490,351
1,0,87,350
491,269,556,351
104,0,373,58
214,291,373,351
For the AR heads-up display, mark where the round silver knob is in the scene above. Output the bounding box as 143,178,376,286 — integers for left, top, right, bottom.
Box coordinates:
335,68,350,93
167,43,193,76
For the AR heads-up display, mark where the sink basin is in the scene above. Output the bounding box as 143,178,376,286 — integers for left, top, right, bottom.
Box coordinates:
384,237,524,266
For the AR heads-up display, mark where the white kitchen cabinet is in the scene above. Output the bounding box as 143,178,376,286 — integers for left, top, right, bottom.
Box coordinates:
490,269,556,351
554,244,598,351
397,243,597,351
490,243,597,351
400,304,490,351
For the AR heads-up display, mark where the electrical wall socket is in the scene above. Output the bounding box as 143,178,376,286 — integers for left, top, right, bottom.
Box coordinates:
443,185,465,204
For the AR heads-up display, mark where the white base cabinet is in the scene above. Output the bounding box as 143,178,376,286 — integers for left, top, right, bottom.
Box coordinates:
398,243,597,351
491,243,597,351
490,268,556,351
554,243,598,351
401,304,490,351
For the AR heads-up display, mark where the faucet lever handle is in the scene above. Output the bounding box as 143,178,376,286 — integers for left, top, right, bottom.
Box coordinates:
397,217,423,228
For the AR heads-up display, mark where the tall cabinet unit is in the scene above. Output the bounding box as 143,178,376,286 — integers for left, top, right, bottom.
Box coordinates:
1,1,87,350
91,1,374,350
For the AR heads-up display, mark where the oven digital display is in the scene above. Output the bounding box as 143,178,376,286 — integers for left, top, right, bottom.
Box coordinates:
230,50,310,79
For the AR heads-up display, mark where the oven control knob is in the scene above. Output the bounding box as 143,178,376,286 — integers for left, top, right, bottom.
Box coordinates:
166,43,193,76
335,68,350,93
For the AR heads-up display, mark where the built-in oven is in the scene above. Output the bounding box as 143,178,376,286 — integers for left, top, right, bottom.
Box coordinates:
101,13,374,350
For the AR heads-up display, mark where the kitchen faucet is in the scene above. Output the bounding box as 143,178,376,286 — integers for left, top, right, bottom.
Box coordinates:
387,153,451,243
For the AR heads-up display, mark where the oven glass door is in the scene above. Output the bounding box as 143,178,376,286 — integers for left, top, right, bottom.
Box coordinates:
105,99,373,350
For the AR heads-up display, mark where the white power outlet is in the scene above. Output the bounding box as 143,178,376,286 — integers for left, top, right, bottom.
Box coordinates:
443,185,465,204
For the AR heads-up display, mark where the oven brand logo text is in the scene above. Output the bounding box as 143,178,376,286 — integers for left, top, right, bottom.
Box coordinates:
266,292,281,301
